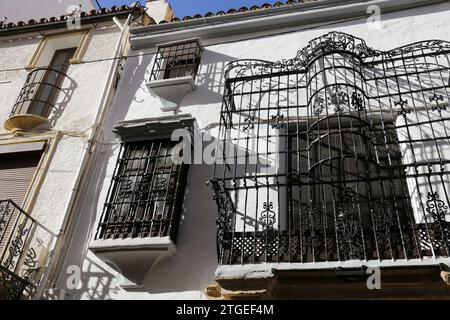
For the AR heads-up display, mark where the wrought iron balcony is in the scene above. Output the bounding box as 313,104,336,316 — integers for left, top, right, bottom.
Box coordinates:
212,32,450,267
4,67,68,132
0,199,55,300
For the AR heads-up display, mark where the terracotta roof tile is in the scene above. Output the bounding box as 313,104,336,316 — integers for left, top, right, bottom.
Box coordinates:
0,1,318,31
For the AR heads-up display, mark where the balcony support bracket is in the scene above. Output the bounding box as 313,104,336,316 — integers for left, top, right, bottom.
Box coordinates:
147,76,196,111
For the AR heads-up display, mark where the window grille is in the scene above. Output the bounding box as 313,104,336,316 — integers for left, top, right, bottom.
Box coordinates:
211,32,450,265
150,39,203,81
96,140,188,241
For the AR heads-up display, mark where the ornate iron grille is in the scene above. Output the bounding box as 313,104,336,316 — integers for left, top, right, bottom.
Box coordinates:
150,39,203,81
11,67,68,118
0,199,53,299
212,32,450,265
96,140,189,241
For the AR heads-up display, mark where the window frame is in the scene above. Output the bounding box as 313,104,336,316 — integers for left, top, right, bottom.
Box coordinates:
25,28,91,70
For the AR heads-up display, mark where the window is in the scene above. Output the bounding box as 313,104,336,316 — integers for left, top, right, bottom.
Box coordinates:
212,32,450,265
96,140,188,241
0,143,45,263
150,39,203,81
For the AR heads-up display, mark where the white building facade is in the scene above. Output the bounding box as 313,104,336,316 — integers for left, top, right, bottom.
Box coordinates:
46,0,450,299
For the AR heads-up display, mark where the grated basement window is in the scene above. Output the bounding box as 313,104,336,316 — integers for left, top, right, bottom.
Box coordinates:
150,39,203,81
212,32,450,265
96,140,188,241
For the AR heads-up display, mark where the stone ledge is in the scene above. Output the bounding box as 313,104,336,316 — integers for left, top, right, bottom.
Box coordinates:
147,76,196,111
207,264,450,299
4,114,48,133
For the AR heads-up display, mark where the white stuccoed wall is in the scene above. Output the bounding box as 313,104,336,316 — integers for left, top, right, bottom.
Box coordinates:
0,25,122,235
57,2,450,299
0,22,126,298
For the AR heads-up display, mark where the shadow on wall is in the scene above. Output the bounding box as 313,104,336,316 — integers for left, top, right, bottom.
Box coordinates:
46,74,78,127
63,256,120,300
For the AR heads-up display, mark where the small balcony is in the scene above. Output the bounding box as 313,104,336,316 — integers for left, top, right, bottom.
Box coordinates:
4,67,68,133
0,200,55,300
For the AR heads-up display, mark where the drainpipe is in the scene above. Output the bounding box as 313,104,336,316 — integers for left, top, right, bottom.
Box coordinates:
34,14,132,299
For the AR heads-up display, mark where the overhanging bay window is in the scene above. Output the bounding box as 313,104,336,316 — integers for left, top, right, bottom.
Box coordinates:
90,115,194,287
212,32,450,266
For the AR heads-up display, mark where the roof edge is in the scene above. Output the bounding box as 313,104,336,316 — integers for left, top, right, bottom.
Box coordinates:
130,0,447,49
0,5,144,37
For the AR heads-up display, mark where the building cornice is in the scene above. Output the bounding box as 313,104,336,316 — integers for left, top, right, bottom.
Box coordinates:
130,0,447,49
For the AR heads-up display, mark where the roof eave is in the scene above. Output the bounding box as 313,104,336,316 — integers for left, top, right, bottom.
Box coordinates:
129,0,446,49
0,10,136,37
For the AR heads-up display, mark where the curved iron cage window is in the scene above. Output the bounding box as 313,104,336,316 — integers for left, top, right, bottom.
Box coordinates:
212,32,450,265
96,140,188,241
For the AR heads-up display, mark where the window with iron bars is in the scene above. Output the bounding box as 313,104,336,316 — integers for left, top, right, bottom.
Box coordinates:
95,140,188,241
150,39,203,81
212,32,450,265
288,116,412,262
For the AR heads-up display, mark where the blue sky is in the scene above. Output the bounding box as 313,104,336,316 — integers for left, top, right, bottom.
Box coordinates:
97,0,274,18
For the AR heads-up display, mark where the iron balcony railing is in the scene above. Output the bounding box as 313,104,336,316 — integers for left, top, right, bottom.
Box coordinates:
0,199,55,300
11,67,68,118
212,32,450,266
